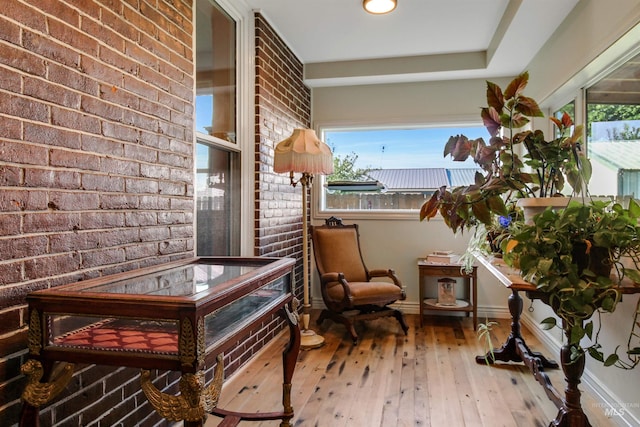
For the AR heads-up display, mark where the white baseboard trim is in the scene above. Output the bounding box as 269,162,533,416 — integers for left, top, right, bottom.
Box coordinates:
520,314,640,427
311,298,510,321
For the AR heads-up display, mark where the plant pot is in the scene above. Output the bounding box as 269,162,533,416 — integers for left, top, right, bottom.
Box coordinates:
572,242,613,278
517,197,572,225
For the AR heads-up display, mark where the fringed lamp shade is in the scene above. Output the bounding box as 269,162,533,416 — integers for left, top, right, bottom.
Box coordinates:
274,129,333,175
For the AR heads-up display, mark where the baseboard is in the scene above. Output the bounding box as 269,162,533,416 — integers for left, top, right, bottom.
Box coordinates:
312,297,510,321
520,314,640,427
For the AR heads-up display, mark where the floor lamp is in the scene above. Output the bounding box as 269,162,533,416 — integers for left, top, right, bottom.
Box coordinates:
274,129,333,349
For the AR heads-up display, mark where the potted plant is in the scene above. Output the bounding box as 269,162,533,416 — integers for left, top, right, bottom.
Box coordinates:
503,199,640,368
419,71,592,234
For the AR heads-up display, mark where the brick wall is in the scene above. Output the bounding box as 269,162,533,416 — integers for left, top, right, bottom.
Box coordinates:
0,1,194,425
0,3,309,426
254,13,311,302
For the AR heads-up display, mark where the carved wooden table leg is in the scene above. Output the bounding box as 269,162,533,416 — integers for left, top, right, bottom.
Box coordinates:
280,304,301,426
476,289,558,368
19,360,75,427
209,302,301,426
141,354,224,427
549,343,592,427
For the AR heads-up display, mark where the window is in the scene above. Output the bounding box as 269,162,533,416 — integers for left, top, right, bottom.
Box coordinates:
553,101,575,137
195,0,240,256
586,51,640,199
195,0,236,143
195,143,240,255
319,126,485,213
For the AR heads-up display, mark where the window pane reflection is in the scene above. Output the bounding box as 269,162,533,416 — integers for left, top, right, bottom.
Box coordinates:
196,143,240,256
586,52,640,198
195,0,236,143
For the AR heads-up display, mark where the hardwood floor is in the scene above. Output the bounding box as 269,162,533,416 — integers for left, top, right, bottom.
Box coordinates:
207,313,617,427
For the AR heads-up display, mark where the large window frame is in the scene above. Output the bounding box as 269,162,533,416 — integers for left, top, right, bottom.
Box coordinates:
315,122,486,221
544,33,640,202
194,0,254,256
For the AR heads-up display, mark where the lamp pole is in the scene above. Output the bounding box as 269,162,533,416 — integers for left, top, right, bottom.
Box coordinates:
297,172,324,349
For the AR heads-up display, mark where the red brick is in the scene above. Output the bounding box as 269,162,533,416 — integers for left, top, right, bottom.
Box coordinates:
3,0,47,33
49,231,94,253
125,177,159,194
22,30,81,69
101,121,140,143
50,148,101,170
48,63,99,95
80,212,125,229
125,242,159,260
0,189,48,212
24,123,81,149
101,5,140,43
0,263,23,286
23,77,80,108
81,134,125,157
139,226,170,242
24,167,81,189
49,191,100,211
99,82,140,110
139,32,171,62
0,92,48,123
24,253,82,280
47,18,99,57
139,195,170,210
101,156,140,176
51,107,101,134
0,165,21,186
124,40,159,71
98,193,139,209
0,15,20,45
23,212,81,233
138,97,171,121
80,55,123,87
124,3,161,42
81,173,125,192
0,213,21,236
80,95,124,122
82,247,126,268
0,235,48,260
28,0,80,27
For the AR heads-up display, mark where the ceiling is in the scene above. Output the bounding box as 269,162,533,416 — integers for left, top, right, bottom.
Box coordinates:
243,0,579,87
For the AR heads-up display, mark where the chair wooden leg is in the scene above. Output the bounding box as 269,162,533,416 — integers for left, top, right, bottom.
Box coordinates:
393,309,409,335
317,309,359,344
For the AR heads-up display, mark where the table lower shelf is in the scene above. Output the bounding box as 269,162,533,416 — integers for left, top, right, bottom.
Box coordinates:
423,298,470,309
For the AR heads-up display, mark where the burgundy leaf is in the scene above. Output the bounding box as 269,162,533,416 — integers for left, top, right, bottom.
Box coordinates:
504,71,529,100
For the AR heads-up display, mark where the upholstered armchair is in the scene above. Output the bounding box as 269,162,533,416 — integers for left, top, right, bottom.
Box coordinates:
310,217,408,343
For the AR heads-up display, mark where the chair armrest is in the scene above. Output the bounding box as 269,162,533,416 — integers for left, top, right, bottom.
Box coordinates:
320,272,353,303
369,269,402,288
320,272,341,283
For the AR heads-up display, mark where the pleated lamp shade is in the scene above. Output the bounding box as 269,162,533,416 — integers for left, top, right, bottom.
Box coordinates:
274,129,334,175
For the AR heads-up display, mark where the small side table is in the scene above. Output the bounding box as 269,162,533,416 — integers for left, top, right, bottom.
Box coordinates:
417,259,478,330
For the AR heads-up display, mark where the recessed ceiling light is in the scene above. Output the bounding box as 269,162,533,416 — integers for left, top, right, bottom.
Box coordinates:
363,0,397,15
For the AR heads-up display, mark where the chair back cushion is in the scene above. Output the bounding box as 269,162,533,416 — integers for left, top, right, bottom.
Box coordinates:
312,225,368,282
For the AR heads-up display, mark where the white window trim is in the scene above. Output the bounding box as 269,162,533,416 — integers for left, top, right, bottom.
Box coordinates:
312,118,482,222
194,0,255,256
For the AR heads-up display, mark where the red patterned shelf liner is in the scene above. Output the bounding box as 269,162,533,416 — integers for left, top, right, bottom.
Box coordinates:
53,321,179,354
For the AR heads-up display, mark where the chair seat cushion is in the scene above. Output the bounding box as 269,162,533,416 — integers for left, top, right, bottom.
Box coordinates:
326,281,402,306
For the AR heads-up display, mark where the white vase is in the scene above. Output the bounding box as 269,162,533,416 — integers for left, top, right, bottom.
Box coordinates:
517,197,571,224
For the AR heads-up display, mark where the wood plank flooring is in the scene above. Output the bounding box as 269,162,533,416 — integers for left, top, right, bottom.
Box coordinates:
206,313,617,427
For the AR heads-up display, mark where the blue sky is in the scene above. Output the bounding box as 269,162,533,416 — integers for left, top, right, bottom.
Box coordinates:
324,127,488,170
196,94,488,171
